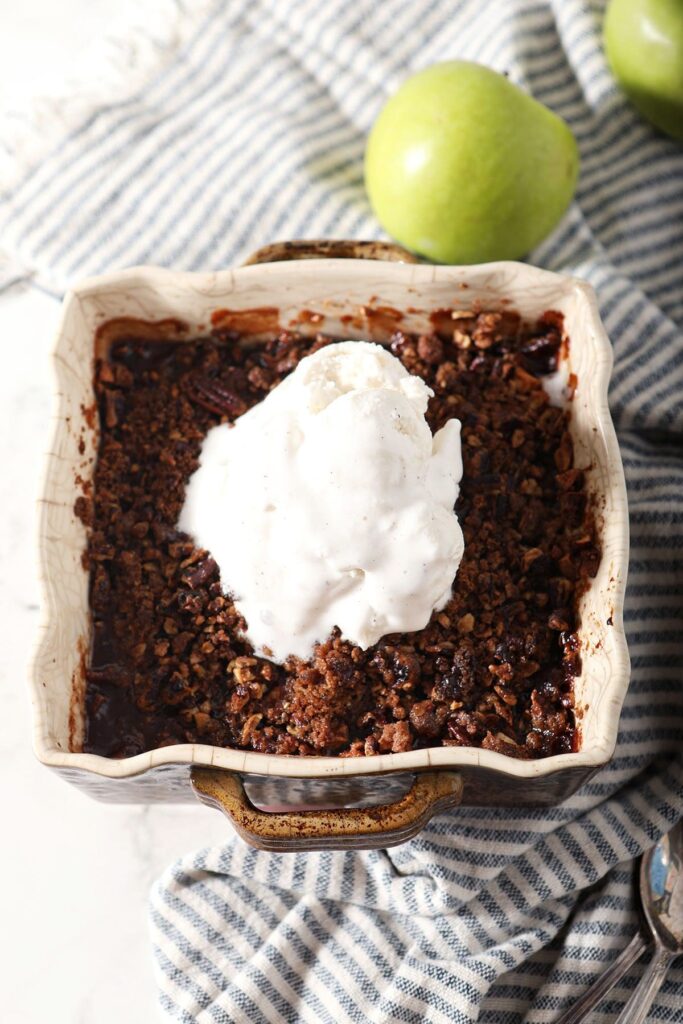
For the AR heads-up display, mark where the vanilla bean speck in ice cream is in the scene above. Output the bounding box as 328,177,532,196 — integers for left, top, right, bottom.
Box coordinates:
179,341,465,663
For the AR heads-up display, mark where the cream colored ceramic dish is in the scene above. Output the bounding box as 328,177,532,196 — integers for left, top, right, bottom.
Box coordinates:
31,242,630,850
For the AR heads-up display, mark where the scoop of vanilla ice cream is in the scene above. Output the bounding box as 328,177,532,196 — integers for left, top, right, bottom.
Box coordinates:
179,341,464,663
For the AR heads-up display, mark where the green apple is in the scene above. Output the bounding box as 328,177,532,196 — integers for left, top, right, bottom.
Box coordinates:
604,0,683,142
364,61,579,264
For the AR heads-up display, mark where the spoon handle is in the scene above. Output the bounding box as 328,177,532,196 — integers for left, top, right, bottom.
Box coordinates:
613,946,676,1024
553,932,648,1024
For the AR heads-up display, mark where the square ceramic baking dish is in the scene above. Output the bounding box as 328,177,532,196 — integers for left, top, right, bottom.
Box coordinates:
31,240,630,850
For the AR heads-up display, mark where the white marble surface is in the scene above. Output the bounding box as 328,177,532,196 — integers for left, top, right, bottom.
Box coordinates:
0,6,230,1019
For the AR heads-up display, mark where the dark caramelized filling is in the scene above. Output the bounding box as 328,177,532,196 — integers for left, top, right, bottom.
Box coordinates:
78,309,599,759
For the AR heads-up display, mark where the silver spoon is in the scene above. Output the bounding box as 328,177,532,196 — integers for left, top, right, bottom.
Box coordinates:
555,818,682,1024
615,818,682,1024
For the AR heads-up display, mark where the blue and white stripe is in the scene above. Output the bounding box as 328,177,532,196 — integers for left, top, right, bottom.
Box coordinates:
2,0,681,1019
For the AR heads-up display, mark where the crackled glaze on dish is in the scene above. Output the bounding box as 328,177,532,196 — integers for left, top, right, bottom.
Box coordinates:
31,258,630,805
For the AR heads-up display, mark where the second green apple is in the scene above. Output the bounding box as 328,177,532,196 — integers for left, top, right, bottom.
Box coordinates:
604,0,683,142
365,62,579,264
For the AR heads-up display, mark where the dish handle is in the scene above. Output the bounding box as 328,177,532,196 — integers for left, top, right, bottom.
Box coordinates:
241,238,418,266
191,769,463,851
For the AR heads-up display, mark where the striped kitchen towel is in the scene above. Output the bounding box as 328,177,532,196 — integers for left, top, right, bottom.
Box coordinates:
3,0,682,1021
